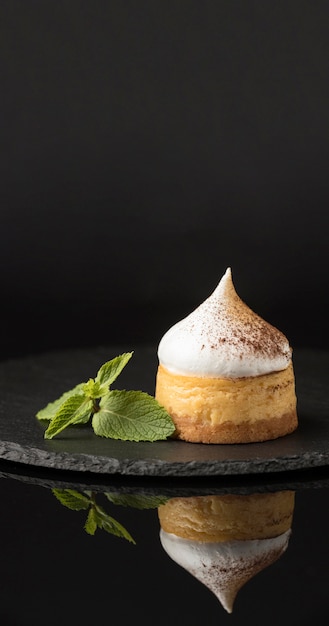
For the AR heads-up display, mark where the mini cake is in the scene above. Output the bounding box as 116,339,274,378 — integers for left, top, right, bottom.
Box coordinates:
155,268,298,443
158,491,295,613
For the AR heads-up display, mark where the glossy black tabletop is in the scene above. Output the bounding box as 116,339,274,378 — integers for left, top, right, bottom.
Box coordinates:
0,462,329,625
0,345,328,625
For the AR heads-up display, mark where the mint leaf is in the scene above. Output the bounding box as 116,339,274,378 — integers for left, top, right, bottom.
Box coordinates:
105,492,168,509
91,505,135,543
84,508,98,535
82,378,108,399
44,395,93,440
52,489,91,511
95,352,133,387
36,383,85,421
92,390,176,442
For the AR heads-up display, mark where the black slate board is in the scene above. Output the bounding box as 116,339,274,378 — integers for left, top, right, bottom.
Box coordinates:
0,345,328,477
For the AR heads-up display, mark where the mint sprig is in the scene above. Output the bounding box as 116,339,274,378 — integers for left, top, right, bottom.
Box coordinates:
52,489,135,542
36,352,175,442
52,488,169,542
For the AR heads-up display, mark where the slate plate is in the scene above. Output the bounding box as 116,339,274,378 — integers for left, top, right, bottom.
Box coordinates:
0,345,328,477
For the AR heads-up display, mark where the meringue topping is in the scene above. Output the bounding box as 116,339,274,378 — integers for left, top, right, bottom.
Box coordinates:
160,529,291,614
158,267,292,378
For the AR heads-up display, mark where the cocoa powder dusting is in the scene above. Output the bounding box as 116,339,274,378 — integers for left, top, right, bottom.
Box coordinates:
189,292,288,359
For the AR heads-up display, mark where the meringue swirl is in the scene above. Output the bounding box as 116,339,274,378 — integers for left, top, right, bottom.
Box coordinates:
158,268,292,378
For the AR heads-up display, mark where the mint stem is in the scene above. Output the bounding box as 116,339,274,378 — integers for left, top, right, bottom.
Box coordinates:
92,399,100,413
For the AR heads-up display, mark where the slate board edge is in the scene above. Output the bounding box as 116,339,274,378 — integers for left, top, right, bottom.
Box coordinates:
0,440,328,477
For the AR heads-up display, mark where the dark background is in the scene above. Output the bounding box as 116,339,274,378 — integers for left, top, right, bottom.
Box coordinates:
1,1,329,359
1,7,329,626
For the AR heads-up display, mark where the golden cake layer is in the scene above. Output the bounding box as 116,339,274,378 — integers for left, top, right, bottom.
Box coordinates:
158,491,295,542
155,362,298,444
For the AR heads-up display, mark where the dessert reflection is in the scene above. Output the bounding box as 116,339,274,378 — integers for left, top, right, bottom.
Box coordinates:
52,482,295,614
158,490,295,613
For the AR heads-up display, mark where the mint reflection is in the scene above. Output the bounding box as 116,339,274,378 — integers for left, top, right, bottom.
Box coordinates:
158,491,295,613
53,489,167,543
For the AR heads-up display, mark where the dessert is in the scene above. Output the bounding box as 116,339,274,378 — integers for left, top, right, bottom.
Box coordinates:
158,491,295,613
155,267,298,443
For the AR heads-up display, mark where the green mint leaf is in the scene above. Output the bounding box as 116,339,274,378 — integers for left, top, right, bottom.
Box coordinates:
36,383,85,421
82,378,107,399
95,352,133,387
92,505,135,543
92,390,175,442
52,489,91,511
105,492,169,509
44,395,93,440
84,508,98,535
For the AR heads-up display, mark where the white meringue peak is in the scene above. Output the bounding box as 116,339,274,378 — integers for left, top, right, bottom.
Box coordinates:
158,268,292,378
160,529,291,614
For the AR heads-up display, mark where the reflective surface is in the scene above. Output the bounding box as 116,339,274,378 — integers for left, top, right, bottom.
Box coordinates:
0,464,329,625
